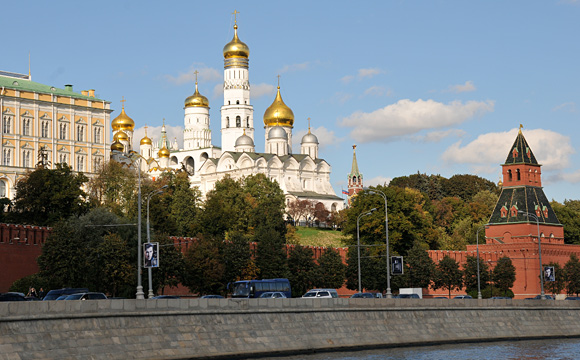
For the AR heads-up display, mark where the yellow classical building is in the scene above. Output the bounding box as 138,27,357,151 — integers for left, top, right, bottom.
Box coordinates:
0,70,112,198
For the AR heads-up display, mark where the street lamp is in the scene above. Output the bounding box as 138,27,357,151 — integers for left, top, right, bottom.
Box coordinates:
476,224,489,300
518,210,545,299
357,208,376,293
365,188,392,298
146,185,168,298
127,151,145,300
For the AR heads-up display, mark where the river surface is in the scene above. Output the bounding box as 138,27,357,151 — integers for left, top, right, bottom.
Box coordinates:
254,338,580,360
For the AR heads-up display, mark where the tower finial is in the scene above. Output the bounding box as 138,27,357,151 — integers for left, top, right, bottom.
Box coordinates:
307,117,311,133
519,124,523,134
277,74,280,88
120,97,126,109
232,9,240,25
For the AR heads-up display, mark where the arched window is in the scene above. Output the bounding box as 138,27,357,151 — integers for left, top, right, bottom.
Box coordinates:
0,180,6,198
246,116,249,127
22,119,31,136
236,100,240,104
236,116,241,127
516,169,521,181
3,116,11,134
94,127,101,143
59,124,67,139
2,149,11,165
508,170,512,181
22,150,31,168
77,156,84,171
41,121,49,137
226,117,230,128
77,126,84,141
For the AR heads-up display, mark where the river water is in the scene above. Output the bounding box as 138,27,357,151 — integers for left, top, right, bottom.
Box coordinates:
256,338,580,360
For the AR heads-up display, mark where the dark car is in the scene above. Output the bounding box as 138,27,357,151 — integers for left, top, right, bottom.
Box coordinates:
453,295,473,299
64,292,107,300
200,295,224,299
43,288,89,301
395,293,421,299
565,296,580,300
525,295,555,300
0,292,27,302
350,292,376,299
151,295,180,299
490,296,512,299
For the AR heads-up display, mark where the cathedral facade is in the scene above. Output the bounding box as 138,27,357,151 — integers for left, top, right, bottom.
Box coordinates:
110,17,343,214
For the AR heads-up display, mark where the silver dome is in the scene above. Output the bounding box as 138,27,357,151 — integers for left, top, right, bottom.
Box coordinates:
301,132,319,144
235,134,254,147
267,125,288,140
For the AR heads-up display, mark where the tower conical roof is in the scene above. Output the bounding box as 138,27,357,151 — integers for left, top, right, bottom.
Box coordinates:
349,145,361,177
504,125,539,165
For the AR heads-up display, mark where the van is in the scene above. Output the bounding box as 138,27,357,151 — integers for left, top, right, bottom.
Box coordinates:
302,289,339,299
43,288,89,301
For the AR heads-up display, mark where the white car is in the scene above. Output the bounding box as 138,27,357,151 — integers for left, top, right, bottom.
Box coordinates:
302,289,339,299
259,292,287,298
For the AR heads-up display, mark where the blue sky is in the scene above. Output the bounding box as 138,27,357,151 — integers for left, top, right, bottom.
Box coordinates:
4,1,580,202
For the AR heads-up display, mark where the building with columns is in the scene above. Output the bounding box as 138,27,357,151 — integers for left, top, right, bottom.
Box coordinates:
111,16,343,214
0,70,111,199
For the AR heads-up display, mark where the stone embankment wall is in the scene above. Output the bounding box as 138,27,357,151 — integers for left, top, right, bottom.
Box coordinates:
2,298,580,360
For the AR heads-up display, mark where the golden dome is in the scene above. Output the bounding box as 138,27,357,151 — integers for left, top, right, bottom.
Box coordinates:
184,81,209,108
223,24,249,59
113,131,129,142
111,101,135,131
111,140,124,152
158,146,170,158
140,135,152,146
263,86,294,127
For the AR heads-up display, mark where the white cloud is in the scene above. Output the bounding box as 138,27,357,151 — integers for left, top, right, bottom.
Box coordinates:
340,75,354,84
411,129,467,143
252,83,276,99
292,126,345,153
552,102,577,113
132,124,184,150
279,62,310,73
340,99,494,143
446,81,476,93
441,128,575,174
365,176,392,187
358,68,382,78
164,66,221,85
363,86,392,97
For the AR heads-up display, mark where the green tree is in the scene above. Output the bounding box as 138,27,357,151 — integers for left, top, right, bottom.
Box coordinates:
462,255,490,294
492,256,516,296
543,261,564,297
287,245,317,297
564,253,580,296
255,226,288,279
551,200,580,245
433,255,463,298
442,174,497,202
87,160,137,218
181,236,225,295
12,163,90,225
167,171,202,237
150,235,186,295
401,243,436,289
97,233,134,297
315,248,346,289
222,231,253,284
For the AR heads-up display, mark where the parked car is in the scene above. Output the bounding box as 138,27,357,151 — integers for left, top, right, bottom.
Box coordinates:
200,295,223,299
302,289,339,299
525,295,555,300
43,288,89,301
395,293,421,299
453,295,473,299
350,292,376,299
64,292,107,300
259,292,287,298
565,296,580,300
151,295,180,299
490,296,512,299
0,292,27,302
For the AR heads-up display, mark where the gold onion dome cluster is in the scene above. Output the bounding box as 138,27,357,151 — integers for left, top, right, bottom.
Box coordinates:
111,106,135,132
223,24,249,59
158,146,170,158
113,131,129,142
111,141,124,151
263,87,294,127
184,83,209,108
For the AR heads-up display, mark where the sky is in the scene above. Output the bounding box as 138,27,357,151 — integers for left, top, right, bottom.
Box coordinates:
4,1,580,202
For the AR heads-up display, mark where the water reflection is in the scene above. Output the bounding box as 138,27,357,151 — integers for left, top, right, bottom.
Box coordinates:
256,338,580,360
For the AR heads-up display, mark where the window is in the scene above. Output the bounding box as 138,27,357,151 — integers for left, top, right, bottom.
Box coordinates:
3,116,11,134
77,126,84,141
59,124,67,140
59,153,67,164
2,149,11,165
22,150,31,168
226,116,229,128
246,116,249,127
94,127,101,143
22,119,31,136
41,121,49,138
0,180,6,198
93,157,102,170
77,156,84,172
236,116,241,127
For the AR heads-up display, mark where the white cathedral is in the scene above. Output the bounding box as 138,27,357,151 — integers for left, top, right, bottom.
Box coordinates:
110,17,343,213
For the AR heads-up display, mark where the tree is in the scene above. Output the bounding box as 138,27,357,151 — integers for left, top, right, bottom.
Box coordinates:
12,163,90,225
87,160,137,218
255,226,288,279
401,243,436,289
462,255,490,295
328,209,347,230
313,202,330,226
222,231,253,284
287,245,317,297
181,236,225,295
564,253,580,296
97,233,134,297
315,248,346,289
543,261,564,297
492,256,516,296
150,235,186,295
433,255,463,298
286,199,312,224
551,200,580,245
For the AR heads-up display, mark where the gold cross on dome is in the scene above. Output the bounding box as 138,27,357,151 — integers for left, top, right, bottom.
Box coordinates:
120,96,126,108
277,74,280,87
232,10,240,24
194,70,199,84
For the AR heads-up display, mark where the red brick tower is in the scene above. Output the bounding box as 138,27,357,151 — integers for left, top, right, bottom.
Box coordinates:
347,145,363,207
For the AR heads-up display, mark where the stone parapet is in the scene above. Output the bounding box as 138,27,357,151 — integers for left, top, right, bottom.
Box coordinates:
1,298,580,359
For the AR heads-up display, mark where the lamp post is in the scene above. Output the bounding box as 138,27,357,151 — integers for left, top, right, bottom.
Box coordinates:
131,152,145,300
518,210,545,299
357,208,376,293
365,188,392,298
476,224,488,300
146,185,168,298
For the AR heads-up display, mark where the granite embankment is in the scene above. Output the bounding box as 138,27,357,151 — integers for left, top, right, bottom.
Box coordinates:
2,298,580,359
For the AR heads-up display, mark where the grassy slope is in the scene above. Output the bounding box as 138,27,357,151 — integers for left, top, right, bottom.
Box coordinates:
295,226,348,248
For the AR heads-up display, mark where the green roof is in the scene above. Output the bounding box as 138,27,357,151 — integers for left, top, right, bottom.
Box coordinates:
0,73,108,102
488,185,561,226
504,129,539,166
